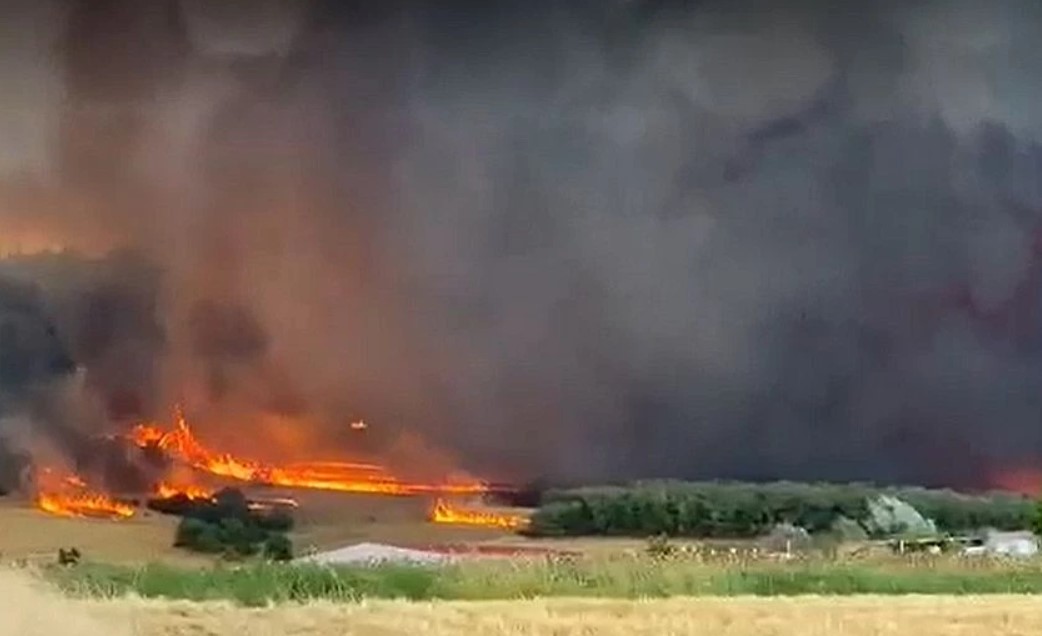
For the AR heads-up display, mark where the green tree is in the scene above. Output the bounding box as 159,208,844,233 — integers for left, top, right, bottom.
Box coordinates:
1032,498,1042,537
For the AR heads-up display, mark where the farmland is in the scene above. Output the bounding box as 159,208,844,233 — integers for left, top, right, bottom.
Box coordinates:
7,568,1042,636
41,553,1042,604
4,482,1042,635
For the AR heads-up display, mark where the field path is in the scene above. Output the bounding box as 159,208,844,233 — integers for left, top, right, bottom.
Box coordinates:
3,571,1041,636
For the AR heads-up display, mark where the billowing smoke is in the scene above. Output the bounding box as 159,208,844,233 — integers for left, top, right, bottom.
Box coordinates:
1,0,1041,491
0,273,74,491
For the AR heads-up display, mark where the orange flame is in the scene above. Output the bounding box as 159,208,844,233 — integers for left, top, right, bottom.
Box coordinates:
35,469,135,520
130,409,487,496
430,498,529,530
154,482,214,501
153,482,300,512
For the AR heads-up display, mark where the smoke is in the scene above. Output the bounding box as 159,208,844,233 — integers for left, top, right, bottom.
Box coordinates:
0,271,76,490
1,0,1042,490
0,250,164,491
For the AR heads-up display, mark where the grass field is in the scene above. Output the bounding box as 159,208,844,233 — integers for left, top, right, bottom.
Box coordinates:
7,568,1042,636
40,554,1042,605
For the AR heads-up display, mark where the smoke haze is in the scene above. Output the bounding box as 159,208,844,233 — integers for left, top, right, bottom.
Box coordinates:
1,0,1042,490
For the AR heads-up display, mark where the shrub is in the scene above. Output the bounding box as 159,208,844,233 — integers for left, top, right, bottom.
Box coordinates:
150,487,297,558
57,547,81,566
264,533,294,562
219,517,262,557
645,533,675,559
171,497,291,558
175,517,208,547
174,517,225,554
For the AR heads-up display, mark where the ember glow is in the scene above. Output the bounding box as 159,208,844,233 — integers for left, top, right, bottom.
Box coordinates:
130,409,488,496
430,498,529,530
35,469,135,520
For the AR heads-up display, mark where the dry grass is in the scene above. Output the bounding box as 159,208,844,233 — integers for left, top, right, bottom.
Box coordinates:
0,493,515,566
0,502,196,566
4,568,1042,636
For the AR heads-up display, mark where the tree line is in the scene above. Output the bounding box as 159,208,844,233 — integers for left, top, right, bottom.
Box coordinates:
523,481,1036,538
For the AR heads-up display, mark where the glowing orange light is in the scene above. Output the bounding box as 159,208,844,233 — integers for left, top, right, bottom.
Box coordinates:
154,482,214,501
429,498,528,530
129,408,488,497
35,468,135,520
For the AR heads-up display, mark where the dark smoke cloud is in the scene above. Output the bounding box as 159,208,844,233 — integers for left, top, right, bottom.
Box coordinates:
1,0,1042,490
0,272,76,490
0,250,165,491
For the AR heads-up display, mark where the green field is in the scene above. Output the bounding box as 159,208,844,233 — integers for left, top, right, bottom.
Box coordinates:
41,553,1042,606
10,568,1042,636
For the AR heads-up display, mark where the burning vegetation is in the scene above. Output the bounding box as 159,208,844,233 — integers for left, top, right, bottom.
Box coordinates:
430,498,530,531
154,482,214,502
34,468,135,520
129,408,488,497
23,406,521,535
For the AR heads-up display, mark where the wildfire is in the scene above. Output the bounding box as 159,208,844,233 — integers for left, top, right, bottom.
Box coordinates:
154,482,214,501
430,498,529,531
35,469,135,520
130,409,488,497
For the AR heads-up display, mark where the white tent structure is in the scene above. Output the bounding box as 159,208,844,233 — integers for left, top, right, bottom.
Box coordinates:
295,542,455,567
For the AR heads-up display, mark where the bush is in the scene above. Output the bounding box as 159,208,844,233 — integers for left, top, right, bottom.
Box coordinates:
526,481,1035,539
219,517,263,557
175,517,225,554
264,533,294,562
170,493,292,558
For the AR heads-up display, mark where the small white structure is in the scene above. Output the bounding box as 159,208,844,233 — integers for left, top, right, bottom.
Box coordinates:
983,531,1039,557
295,542,454,567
